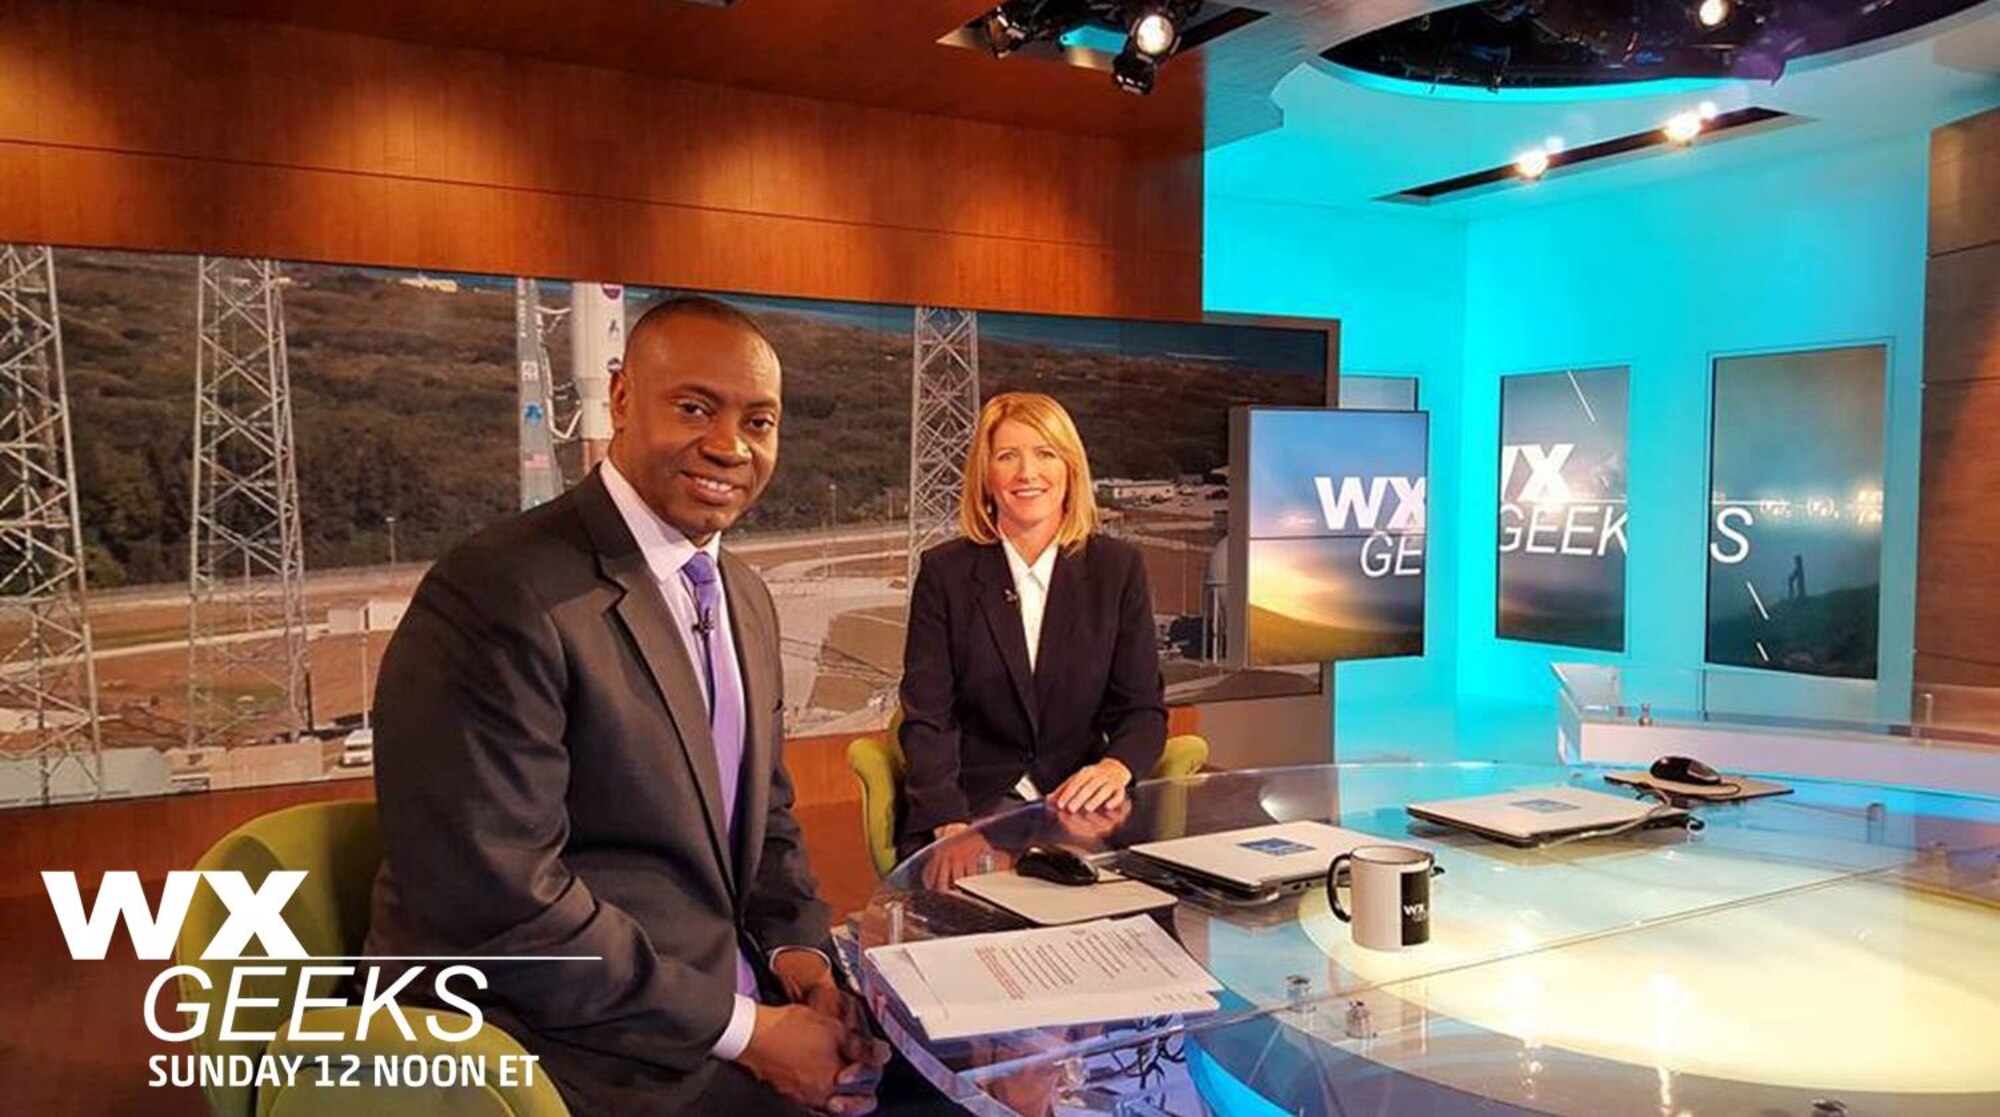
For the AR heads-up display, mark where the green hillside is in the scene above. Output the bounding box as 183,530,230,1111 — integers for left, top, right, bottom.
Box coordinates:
1247,604,1420,664
53,249,1321,587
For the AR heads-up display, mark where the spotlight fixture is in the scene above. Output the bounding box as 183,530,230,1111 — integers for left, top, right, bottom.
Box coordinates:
970,0,1202,93
1696,0,1731,26
1112,45,1160,94
1130,5,1179,56
981,14,1019,56
1388,107,1793,203
979,0,1039,57
1663,111,1704,145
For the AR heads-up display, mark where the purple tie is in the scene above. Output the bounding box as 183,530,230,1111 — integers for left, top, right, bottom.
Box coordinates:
680,551,743,831
681,550,756,999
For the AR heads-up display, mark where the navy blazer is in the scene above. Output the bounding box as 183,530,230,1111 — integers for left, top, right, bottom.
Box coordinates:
897,534,1168,847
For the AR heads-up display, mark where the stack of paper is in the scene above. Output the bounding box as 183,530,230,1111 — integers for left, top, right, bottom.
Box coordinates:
864,915,1222,1040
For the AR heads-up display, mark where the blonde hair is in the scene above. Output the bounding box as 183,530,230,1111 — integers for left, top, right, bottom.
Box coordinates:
958,392,1100,553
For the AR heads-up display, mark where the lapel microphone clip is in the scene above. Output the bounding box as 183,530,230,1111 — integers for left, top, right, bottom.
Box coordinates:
1003,587,1019,606
694,609,716,636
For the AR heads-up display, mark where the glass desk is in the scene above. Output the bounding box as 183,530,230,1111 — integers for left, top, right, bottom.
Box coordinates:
850,762,2000,1116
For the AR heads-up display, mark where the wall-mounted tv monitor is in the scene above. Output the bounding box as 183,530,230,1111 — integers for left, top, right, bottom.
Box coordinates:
1496,366,1629,651
1227,408,1428,667
1705,345,1885,678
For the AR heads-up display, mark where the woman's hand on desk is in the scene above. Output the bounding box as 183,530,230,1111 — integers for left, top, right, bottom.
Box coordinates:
1051,797,1131,845
1050,759,1132,812
923,825,1008,891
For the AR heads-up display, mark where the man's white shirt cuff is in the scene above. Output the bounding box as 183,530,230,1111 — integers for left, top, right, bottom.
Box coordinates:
711,946,834,1061
711,994,757,1061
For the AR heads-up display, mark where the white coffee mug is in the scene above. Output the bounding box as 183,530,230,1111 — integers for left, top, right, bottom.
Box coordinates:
1327,845,1433,951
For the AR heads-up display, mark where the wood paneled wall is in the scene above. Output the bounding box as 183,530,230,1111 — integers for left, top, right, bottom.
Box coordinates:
1916,108,2000,694
0,0,1203,317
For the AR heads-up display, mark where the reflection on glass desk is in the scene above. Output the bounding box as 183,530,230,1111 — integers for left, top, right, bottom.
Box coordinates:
851,762,2000,1116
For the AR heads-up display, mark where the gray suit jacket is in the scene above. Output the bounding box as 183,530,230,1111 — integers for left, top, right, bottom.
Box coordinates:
364,469,828,1115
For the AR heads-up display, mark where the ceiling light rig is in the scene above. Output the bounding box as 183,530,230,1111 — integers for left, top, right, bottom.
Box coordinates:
1324,0,1988,91
976,0,1203,94
1663,110,1705,144
1513,135,1565,180
1664,101,1721,145
1130,5,1181,55
1388,107,1792,204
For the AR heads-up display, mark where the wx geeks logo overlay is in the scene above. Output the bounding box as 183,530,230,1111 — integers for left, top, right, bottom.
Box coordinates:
44,870,570,1092
1312,473,1427,578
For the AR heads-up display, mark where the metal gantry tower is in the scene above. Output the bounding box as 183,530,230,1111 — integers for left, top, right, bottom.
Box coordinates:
0,245,103,805
186,257,309,750
907,307,981,590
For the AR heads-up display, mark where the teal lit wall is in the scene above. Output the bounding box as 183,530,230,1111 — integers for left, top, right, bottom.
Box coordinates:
1207,130,1935,754
1455,133,1928,710
1204,198,1466,708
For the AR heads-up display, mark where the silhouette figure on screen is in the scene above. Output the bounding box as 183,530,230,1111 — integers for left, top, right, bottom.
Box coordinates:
1787,554,1807,602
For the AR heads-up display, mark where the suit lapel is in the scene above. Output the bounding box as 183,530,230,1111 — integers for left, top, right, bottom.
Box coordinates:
720,550,773,902
1034,543,1085,717
577,474,736,894
972,544,1039,737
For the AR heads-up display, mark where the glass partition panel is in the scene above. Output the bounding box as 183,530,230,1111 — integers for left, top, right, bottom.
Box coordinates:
1554,662,2000,746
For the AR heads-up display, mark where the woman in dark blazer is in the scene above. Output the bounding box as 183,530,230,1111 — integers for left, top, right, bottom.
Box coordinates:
897,391,1167,861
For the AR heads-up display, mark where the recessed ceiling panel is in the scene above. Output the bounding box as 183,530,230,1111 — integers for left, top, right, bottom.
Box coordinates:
1324,0,1991,90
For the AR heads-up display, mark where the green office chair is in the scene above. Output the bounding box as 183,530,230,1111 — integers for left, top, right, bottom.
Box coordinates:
847,710,1209,878
177,801,571,1117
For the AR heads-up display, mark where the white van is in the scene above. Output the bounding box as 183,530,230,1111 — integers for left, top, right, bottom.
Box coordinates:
338,727,375,769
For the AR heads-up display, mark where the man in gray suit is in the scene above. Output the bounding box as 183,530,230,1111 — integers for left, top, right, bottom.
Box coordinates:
366,296,887,1115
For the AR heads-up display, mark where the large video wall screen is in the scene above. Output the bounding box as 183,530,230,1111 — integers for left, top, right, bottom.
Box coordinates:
1706,345,1885,678
2,247,1333,809
1496,367,1629,651
1231,408,1428,666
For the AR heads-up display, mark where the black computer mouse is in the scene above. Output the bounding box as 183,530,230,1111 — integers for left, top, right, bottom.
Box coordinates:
1015,844,1099,887
1650,754,1723,786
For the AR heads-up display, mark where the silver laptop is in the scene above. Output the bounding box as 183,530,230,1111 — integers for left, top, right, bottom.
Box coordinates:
1406,785,1686,846
1127,821,1376,894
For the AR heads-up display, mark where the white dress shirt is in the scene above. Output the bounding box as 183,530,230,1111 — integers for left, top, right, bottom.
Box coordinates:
598,462,772,1061
600,462,743,724
1001,535,1059,670
1001,535,1058,801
